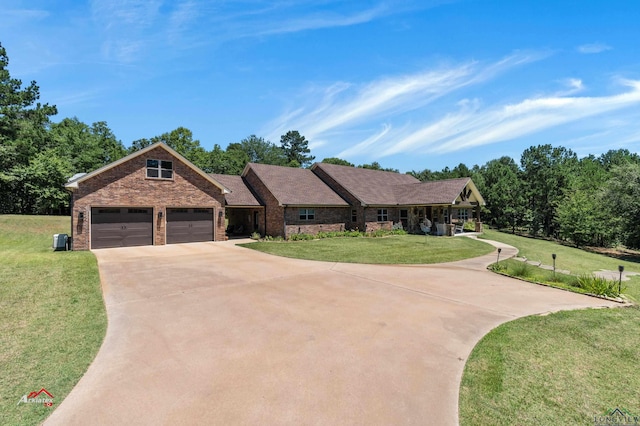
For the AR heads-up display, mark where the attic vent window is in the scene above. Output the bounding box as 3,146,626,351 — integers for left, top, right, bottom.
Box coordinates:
147,159,173,179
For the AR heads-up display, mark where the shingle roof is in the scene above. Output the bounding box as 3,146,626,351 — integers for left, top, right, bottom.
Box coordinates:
312,163,484,206
243,163,349,206
393,178,471,205
311,163,420,205
209,174,262,207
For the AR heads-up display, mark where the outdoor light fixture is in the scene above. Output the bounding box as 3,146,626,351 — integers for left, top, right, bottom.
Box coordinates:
552,253,557,278
78,211,84,220
619,265,625,294
497,247,502,264
158,211,163,219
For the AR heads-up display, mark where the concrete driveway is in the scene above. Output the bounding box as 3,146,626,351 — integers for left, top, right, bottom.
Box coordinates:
45,239,618,425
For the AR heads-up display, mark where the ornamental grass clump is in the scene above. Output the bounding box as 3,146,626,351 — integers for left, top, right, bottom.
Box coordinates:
574,274,623,297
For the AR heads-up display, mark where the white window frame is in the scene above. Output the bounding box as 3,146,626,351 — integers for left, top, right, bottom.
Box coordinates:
299,208,315,220
377,208,388,222
146,159,173,179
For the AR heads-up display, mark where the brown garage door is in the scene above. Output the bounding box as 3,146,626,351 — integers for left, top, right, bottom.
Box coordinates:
166,208,214,244
91,207,153,249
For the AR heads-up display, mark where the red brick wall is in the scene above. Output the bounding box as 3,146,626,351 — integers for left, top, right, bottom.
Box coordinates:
70,146,225,250
243,168,284,237
284,207,349,237
363,207,396,232
312,167,363,230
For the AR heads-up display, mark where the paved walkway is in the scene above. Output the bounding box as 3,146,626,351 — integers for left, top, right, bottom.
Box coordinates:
45,238,618,425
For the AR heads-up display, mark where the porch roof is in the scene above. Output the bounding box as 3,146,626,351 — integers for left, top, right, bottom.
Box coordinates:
209,174,262,207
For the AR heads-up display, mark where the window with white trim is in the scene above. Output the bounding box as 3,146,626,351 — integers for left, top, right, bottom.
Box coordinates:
146,159,173,179
377,209,388,222
299,208,315,220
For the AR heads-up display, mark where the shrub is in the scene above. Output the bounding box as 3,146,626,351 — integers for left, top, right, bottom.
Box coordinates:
289,233,314,241
511,261,533,278
392,222,404,231
463,221,476,232
250,231,261,240
489,262,507,273
575,274,623,297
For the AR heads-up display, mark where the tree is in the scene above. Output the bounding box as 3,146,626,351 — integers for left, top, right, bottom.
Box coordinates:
358,162,399,173
321,157,354,167
280,130,315,168
0,42,58,213
601,163,640,249
128,127,208,170
554,155,612,246
50,117,126,173
520,145,578,236
476,156,525,232
228,135,287,166
201,144,248,175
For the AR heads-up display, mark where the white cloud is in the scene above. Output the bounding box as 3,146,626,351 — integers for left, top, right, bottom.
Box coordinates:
263,56,640,162
577,43,612,54
264,53,543,142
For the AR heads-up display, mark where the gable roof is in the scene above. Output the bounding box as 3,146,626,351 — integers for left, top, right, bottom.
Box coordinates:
393,178,485,205
311,163,485,206
242,163,349,207
311,162,419,205
64,142,229,193
210,174,262,207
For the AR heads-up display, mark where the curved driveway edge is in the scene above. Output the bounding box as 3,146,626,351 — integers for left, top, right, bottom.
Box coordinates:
45,239,618,425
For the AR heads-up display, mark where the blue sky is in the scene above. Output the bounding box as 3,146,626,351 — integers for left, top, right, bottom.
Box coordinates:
3,0,640,172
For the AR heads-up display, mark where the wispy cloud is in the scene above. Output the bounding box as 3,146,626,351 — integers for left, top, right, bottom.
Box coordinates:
577,42,612,54
263,55,640,162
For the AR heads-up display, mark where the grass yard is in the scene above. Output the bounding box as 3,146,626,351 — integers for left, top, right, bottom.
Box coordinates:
240,234,494,264
459,306,640,426
0,215,106,426
481,229,640,302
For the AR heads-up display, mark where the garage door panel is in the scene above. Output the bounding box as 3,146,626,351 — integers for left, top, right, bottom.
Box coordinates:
91,208,153,249
166,208,214,244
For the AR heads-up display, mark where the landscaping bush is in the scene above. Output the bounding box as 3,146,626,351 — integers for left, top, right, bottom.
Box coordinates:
250,231,260,240
511,261,533,278
463,221,476,232
575,274,623,297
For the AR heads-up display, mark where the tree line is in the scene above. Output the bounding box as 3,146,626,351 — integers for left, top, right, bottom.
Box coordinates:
2,42,639,248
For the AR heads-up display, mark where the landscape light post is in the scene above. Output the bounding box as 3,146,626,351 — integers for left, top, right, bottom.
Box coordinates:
552,253,556,279
618,265,624,295
497,247,502,264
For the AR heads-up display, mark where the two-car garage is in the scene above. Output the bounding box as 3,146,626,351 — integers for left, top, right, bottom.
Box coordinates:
90,207,215,249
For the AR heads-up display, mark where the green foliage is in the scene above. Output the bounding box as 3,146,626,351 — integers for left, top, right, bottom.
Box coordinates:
575,274,623,297
601,163,640,249
510,261,533,278
358,161,399,173
280,130,315,168
321,157,354,167
250,231,261,240
228,135,287,167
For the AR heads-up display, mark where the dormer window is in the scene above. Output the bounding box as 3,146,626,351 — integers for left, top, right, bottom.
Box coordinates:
147,159,173,179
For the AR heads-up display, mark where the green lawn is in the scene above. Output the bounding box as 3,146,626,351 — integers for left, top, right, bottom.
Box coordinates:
459,306,640,426
240,234,494,264
481,229,640,301
0,215,106,426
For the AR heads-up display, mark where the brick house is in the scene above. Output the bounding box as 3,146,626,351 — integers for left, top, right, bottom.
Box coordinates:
310,163,484,235
65,143,229,249
240,163,350,238
65,142,485,249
